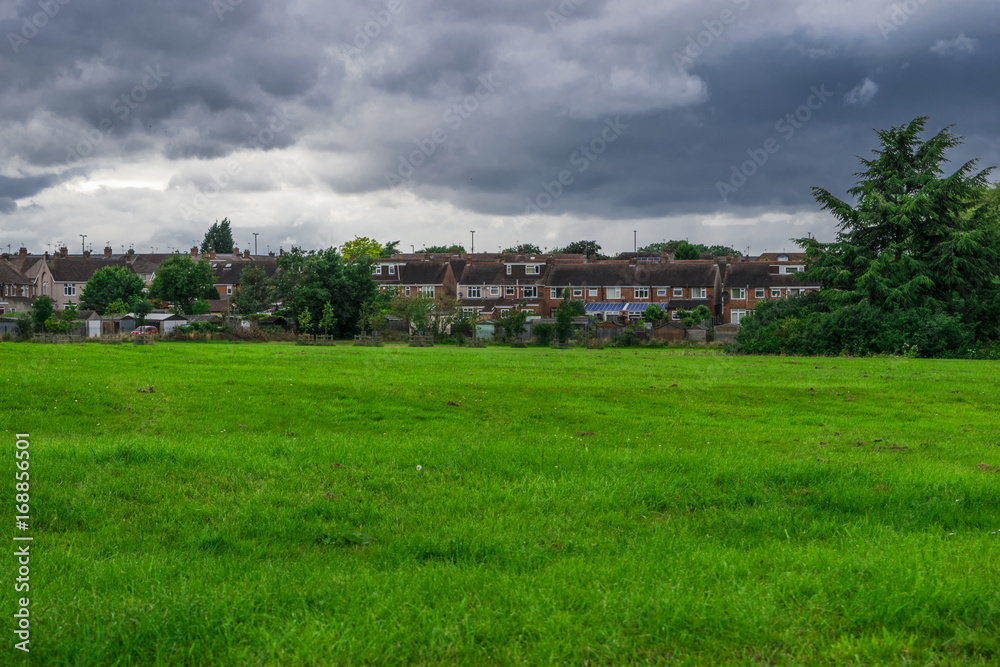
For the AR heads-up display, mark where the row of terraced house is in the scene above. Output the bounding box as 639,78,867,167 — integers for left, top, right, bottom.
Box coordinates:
0,245,818,327
373,251,819,326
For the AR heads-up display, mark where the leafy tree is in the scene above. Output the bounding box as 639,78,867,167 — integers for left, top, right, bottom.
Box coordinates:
81,266,145,315
201,218,235,254
148,254,219,315
358,293,392,334
190,300,211,315
380,240,401,258
14,312,33,340
554,240,603,257
231,265,271,314
342,236,383,259
271,247,378,338
131,297,153,327
497,308,528,342
796,116,999,341
673,242,701,260
103,298,130,318
503,243,542,254
320,302,337,335
642,304,665,325
639,240,740,257
420,244,465,253
532,321,555,346
45,303,79,333
554,290,586,343
449,307,478,339
31,296,54,331
674,305,711,328
297,307,314,334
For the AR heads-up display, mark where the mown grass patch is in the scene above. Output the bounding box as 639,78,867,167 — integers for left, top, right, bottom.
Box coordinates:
2,342,999,664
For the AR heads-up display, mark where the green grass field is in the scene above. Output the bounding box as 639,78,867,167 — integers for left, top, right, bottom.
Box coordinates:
3,342,999,665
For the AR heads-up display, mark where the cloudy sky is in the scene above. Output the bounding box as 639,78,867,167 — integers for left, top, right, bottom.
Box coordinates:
2,0,998,257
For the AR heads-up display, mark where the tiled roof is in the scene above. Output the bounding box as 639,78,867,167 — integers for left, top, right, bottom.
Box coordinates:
0,259,30,284
723,263,819,288
46,257,133,282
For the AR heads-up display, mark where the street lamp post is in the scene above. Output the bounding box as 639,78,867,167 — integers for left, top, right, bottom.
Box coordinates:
80,234,87,255
633,230,637,252
470,230,475,254
253,233,259,256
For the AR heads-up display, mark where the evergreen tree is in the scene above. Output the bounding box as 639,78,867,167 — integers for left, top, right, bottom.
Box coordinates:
200,218,235,253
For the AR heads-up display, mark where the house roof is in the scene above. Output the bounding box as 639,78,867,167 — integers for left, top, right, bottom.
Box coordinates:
0,259,30,285
374,261,451,286
210,260,278,284
547,261,718,287
722,263,820,288
46,257,133,283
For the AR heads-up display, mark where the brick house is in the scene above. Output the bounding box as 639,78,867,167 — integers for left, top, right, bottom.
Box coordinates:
721,261,821,324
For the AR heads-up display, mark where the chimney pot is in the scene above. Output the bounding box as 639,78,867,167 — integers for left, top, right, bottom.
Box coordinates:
59,247,68,257
19,247,27,257
190,247,198,257
243,249,250,259
104,246,113,258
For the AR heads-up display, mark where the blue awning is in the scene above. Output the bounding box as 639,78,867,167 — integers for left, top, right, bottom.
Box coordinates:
584,302,626,313
624,302,668,312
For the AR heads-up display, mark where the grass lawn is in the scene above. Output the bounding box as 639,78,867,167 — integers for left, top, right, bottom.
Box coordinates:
2,342,999,665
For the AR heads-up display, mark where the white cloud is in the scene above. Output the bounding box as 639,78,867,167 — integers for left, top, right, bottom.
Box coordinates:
844,78,878,107
930,34,980,57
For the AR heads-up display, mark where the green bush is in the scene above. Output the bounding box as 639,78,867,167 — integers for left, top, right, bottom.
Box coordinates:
532,322,555,346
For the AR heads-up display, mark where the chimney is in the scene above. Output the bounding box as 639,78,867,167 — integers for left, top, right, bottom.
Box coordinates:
127,248,135,257
268,251,275,258
44,251,50,259
243,249,250,259
19,247,27,257
279,248,284,257
59,246,68,257
587,253,596,263
232,247,239,255
104,246,113,258
83,250,91,258
210,251,216,259
190,246,198,257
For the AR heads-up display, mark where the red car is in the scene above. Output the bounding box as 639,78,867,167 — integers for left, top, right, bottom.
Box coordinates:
131,325,158,335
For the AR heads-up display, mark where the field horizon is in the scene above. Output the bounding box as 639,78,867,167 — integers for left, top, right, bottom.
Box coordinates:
3,342,999,665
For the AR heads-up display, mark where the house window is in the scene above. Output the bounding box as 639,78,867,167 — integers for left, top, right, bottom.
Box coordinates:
523,286,537,298
64,283,76,296
388,265,396,275
755,288,765,299
226,286,233,295
784,266,800,274
692,287,707,299
20,287,28,297
489,286,500,296
731,288,746,300
374,266,382,275
405,287,411,296
588,287,598,297
506,265,512,275
467,286,482,298
634,288,649,299
550,288,561,299
421,286,434,297
505,286,516,296
573,288,583,298
731,309,747,325
771,288,781,298
671,310,680,320
672,287,683,297
657,288,667,297
64,301,74,309
607,287,621,299
525,265,540,275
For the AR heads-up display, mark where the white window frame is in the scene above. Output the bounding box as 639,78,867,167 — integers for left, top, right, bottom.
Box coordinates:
405,287,411,296
671,310,680,320
421,286,434,297
550,288,562,299
523,286,538,298
64,283,76,296
506,265,512,275
771,288,781,298
657,288,667,297
693,287,707,299
573,288,583,298
525,265,540,275
226,285,233,295
731,309,747,325
672,287,683,297
505,286,516,296
489,286,500,297
731,287,746,300
374,266,381,275
588,287,598,297
388,265,396,275
607,287,621,299
755,288,765,299
467,286,482,298
634,287,649,299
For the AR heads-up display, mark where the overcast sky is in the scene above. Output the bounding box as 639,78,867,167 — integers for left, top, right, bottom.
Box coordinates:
2,0,998,257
